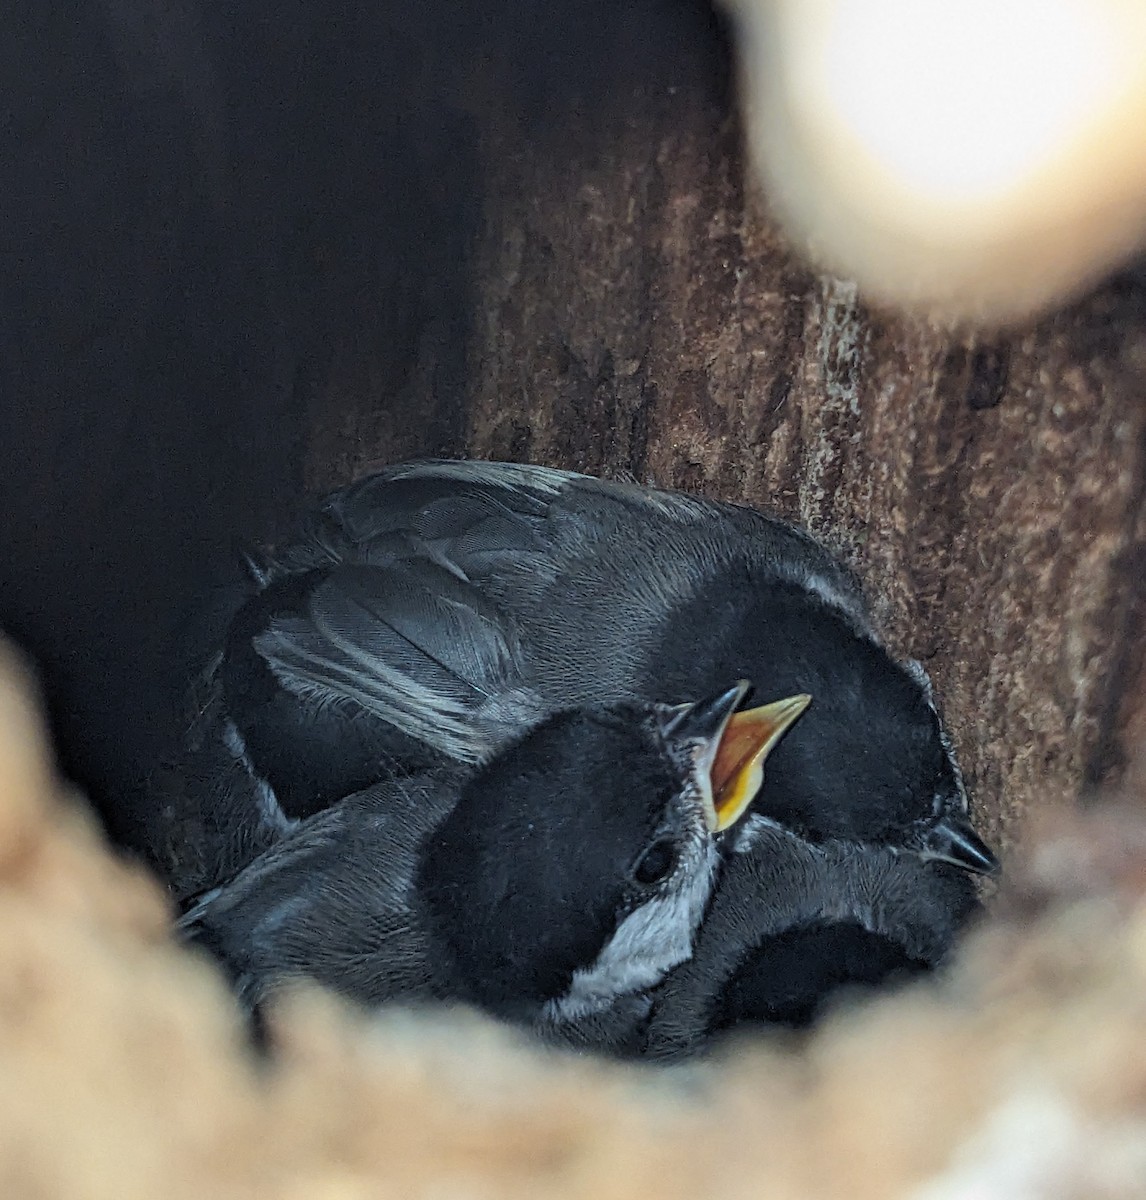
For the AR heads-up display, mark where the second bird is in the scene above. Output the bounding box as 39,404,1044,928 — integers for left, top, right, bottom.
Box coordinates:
180,684,801,1045
219,460,996,877
185,459,997,1042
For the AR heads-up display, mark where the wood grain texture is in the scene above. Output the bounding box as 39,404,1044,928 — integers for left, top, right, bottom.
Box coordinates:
306,82,1146,848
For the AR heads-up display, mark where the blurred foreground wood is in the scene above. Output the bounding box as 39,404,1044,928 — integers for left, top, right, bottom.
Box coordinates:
3,639,1146,1198
722,0,1146,325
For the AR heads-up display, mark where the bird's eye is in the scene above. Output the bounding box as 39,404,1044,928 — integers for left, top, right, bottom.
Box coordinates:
633,839,678,886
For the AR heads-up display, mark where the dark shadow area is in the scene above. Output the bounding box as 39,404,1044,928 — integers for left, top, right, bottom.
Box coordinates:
710,922,931,1031
1,0,731,851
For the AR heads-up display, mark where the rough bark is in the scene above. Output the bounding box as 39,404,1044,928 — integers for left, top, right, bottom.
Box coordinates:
307,81,1146,850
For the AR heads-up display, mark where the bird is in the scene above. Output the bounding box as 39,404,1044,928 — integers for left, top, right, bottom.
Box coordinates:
642,818,980,1058
166,458,997,1048
177,682,809,1045
211,459,997,880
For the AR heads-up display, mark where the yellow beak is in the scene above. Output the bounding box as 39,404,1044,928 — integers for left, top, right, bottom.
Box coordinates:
708,694,812,831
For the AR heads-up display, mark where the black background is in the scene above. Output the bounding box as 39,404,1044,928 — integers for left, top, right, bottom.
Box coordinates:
0,0,730,850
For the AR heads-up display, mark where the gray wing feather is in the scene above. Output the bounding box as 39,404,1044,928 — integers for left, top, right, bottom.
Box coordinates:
180,776,452,1008
326,461,873,636
253,560,524,763
320,460,565,569
251,459,876,749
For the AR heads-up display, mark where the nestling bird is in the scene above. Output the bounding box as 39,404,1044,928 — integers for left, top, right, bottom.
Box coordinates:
215,459,996,878
644,819,980,1057
179,684,807,1041
169,459,996,1048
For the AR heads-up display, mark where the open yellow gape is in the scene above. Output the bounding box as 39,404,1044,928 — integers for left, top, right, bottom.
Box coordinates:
708,693,811,831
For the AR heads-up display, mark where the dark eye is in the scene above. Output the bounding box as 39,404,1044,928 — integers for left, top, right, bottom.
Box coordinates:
633,839,678,886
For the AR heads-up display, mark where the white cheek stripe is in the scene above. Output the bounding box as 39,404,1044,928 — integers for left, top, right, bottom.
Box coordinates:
543,839,719,1024
221,718,299,834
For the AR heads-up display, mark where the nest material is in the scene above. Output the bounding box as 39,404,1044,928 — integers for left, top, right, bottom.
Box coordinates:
0,638,1144,1199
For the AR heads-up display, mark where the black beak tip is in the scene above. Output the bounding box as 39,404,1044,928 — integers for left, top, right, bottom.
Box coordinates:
925,818,1001,877
661,681,750,741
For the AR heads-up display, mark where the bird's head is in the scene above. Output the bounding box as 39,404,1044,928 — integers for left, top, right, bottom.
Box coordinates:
417,682,810,1024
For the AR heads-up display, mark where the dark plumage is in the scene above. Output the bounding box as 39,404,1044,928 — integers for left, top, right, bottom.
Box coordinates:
168,459,997,1049
179,689,765,1044
217,460,994,871
643,820,978,1058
